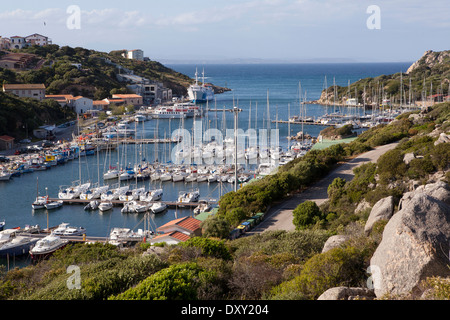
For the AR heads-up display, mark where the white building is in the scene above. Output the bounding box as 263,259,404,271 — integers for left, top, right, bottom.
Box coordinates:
72,96,93,114
9,36,28,49
126,49,144,61
0,37,10,50
25,33,52,46
3,83,46,101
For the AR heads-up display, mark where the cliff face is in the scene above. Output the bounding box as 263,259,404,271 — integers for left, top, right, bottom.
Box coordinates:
406,50,450,74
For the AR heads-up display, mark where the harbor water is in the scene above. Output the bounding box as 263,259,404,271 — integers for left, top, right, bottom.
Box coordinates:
0,62,411,267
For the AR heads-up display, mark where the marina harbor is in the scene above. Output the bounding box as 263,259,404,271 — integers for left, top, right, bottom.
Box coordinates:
0,62,419,266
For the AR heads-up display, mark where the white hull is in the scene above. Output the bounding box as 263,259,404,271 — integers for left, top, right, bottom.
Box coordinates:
99,201,113,212
151,202,167,214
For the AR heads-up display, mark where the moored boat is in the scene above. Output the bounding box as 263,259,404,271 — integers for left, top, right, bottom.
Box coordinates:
45,200,63,210
98,201,113,212
51,223,86,236
29,235,69,260
0,236,39,257
150,202,167,214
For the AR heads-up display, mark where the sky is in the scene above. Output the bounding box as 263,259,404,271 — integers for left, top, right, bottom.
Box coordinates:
0,0,449,63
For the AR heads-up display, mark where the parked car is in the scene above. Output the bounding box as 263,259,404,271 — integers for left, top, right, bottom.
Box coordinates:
0,156,10,163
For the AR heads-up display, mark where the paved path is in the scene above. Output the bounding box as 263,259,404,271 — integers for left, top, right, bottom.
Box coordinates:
247,142,399,234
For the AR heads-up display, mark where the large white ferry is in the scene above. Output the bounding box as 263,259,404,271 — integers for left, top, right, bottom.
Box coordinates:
187,68,214,104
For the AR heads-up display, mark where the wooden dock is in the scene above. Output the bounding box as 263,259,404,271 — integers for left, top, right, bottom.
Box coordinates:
272,120,334,126
117,138,179,144
48,198,214,208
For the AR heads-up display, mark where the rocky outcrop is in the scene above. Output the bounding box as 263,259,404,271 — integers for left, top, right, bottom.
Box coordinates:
364,196,395,235
434,132,450,146
321,235,349,253
317,286,376,300
369,190,450,298
398,181,450,210
403,153,415,165
406,50,450,74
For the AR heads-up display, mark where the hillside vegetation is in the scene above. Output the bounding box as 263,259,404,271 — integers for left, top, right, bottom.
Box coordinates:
1,101,448,301
0,91,75,138
317,50,450,106
1,45,194,99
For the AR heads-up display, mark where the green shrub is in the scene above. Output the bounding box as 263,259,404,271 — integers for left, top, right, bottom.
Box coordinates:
201,215,232,239
111,263,214,300
268,247,367,300
293,201,324,230
180,237,232,261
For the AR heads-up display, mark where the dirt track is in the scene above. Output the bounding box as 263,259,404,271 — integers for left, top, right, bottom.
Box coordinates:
246,142,399,234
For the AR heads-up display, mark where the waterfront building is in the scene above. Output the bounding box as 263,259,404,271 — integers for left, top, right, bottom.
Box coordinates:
3,83,46,101
112,94,143,107
155,216,202,239
0,135,14,151
72,96,93,114
45,94,75,107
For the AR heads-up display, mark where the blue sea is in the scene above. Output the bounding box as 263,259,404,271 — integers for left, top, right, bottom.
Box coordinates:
0,62,411,267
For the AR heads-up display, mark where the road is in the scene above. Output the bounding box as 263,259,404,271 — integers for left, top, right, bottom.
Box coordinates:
247,142,399,234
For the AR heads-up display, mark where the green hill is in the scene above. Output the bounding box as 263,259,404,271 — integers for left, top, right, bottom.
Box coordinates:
0,45,229,100
317,50,450,107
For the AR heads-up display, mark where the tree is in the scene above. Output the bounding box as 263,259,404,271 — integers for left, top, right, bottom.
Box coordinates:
293,201,324,230
201,215,231,239
327,177,347,205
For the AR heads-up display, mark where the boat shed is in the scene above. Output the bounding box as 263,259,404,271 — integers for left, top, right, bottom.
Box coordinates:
156,216,202,237
149,231,191,245
0,135,14,150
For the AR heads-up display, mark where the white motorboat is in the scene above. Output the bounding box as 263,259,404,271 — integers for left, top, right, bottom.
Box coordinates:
32,196,49,210
178,190,200,203
185,173,197,183
150,107,187,119
160,172,172,182
51,223,86,236
121,200,149,213
207,174,217,183
58,182,91,200
150,171,161,181
119,169,135,181
139,189,163,202
0,229,19,246
121,201,137,213
134,201,150,213
108,227,146,246
0,171,12,181
194,202,212,215
84,200,99,211
103,168,120,180
119,187,145,202
101,185,129,201
135,114,147,122
29,235,68,260
150,202,167,214
98,201,113,212
172,171,186,182
80,184,109,200
45,200,63,210
196,175,207,183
